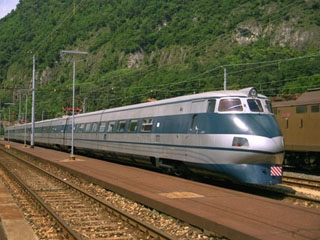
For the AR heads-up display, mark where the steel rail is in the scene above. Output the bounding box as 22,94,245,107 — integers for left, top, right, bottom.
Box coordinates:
0,148,176,240
282,176,320,191
0,157,81,240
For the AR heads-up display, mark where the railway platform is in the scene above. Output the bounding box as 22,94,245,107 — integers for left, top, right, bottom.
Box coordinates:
1,141,320,240
0,178,38,240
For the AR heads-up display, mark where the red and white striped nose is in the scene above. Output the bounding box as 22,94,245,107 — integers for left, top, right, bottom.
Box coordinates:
270,166,282,176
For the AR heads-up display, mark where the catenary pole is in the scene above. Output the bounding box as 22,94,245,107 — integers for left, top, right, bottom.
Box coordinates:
31,54,36,148
71,60,76,158
18,90,21,121
224,67,227,91
61,50,88,160
24,94,28,147
0,100,2,137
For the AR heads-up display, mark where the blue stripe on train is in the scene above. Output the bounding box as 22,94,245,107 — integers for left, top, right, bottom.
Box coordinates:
10,113,282,138
154,113,282,138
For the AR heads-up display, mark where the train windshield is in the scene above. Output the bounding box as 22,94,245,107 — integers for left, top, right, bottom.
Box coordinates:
247,99,263,112
218,98,243,112
265,100,273,113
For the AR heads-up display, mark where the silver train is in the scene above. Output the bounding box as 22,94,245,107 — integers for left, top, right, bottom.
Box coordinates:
5,87,284,185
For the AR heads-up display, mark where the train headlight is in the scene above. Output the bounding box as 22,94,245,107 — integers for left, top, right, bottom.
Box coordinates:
232,137,249,147
249,88,258,98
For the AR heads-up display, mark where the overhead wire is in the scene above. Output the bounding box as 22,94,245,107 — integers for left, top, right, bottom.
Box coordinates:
32,0,89,54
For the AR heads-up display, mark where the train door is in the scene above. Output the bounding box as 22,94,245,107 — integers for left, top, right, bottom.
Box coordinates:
57,118,67,146
63,118,72,148
96,111,108,152
62,119,68,147
184,114,200,162
83,121,99,151
184,100,206,162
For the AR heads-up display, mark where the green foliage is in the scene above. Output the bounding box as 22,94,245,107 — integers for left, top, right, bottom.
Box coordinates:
0,0,319,121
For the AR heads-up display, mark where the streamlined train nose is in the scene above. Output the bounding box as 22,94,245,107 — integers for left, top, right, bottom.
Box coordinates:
261,136,285,165
270,136,284,153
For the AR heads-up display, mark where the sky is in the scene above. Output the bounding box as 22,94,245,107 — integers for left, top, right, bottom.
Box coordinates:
0,0,19,19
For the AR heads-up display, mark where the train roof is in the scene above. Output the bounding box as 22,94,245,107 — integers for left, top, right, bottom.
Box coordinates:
7,87,266,128
37,87,265,120
100,87,267,114
272,88,320,107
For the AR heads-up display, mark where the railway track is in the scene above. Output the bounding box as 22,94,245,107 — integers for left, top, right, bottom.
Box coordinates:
282,175,320,191
262,173,320,206
0,148,177,240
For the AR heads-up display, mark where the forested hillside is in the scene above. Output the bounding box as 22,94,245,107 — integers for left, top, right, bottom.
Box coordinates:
0,0,319,119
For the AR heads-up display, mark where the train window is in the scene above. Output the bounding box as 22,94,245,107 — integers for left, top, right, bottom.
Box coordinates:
91,122,99,132
218,99,243,112
141,118,153,132
296,106,307,114
247,99,263,112
107,121,115,133
116,120,127,133
207,99,216,113
85,123,92,133
65,124,71,133
128,120,138,132
265,101,273,113
311,105,319,113
68,124,76,133
98,122,107,133
77,123,86,133
58,125,64,133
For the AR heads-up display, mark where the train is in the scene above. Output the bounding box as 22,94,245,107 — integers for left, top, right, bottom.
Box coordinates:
5,87,284,185
273,88,320,170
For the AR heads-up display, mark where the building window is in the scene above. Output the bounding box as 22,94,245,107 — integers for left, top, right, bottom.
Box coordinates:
296,106,307,114
311,104,319,113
